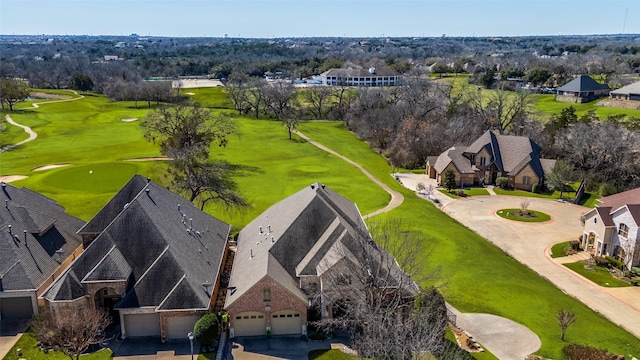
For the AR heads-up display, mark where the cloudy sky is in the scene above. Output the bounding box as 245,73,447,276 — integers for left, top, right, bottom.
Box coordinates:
1,0,638,38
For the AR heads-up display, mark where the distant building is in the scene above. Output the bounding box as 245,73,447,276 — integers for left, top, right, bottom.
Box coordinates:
610,81,640,102
319,67,403,87
556,75,610,103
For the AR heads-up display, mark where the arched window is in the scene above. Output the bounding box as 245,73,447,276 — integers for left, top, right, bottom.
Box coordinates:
618,223,629,238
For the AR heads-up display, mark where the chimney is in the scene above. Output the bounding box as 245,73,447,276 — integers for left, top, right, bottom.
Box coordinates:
271,236,275,243
259,226,263,234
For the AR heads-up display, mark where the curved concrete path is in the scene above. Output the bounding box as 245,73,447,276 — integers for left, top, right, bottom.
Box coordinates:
294,135,540,358
293,130,403,218
448,307,541,360
1,91,83,152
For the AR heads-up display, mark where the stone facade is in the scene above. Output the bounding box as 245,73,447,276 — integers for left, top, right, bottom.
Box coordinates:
512,164,539,191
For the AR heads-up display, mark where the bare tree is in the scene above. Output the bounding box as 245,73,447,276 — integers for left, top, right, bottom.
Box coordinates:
32,307,110,360
226,72,252,115
303,85,333,119
520,199,531,215
314,218,449,359
472,86,532,134
262,81,296,120
557,309,576,341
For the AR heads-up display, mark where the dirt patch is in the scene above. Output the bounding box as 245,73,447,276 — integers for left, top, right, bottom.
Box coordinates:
124,157,173,161
122,118,139,122
449,322,484,353
29,92,72,100
32,164,71,171
0,175,28,183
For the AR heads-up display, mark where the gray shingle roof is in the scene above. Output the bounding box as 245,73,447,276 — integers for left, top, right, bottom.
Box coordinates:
557,75,610,93
611,81,640,96
42,175,230,312
1,182,83,292
225,182,417,309
433,146,473,174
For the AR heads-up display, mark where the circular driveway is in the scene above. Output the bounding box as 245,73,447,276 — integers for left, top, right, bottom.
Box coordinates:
442,195,585,260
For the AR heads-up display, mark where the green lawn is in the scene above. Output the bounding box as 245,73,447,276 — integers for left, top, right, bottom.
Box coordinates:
550,242,571,258
308,349,360,360
3,331,112,360
496,208,551,223
183,87,234,109
438,188,490,198
297,121,640,359
563,262,632,288
534,95,640,119
2,92,640,359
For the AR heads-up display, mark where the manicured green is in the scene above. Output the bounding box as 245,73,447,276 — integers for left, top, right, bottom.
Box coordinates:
496,208,551,223
563,262,632,288
183,87,234,109
2,331,112,360
438,188,490,198
297,121,640,358
550,242,571,258
493,187,573,200
3,91,640,359
534,95,640,119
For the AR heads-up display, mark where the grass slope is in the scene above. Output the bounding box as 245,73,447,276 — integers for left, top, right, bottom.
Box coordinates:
297,121,640,358
3,331,112,360
563,262,632,288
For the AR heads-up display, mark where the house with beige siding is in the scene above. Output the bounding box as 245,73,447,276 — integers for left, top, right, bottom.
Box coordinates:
581,187,640,269
41,175,231,342
426,130,555,191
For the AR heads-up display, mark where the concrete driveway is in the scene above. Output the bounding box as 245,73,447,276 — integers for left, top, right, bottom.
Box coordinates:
442,195,640,340
0,320,29,360
231,335,350,360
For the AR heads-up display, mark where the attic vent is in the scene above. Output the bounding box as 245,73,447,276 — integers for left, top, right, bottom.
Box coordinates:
5,200,8,209
271,236,275,243
145,188,150,195
250,249,254,259
147,177,151,183
321,183,326,189
23,230,27,244
1,182,5,188
177,204,181,212
123,203,129,209
267,225,271,233
7,224,11,233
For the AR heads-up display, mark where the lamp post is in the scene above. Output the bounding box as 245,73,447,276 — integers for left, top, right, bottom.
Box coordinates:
187,332,194,360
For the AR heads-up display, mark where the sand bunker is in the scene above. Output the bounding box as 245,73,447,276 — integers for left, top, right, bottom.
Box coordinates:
185,92,196,95
32,164,71,171
124,157,173,162
29,92,72,100
122,118,139,122
0,175,28,183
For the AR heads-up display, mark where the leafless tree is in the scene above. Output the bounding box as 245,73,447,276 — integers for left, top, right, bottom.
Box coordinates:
471,86,532,134
557,309,576,341
32,307,111,360
246,77,268,118
520,199,531,215
226,72,253,115
314,218,449,359
303,85,333,119
262,81,296,120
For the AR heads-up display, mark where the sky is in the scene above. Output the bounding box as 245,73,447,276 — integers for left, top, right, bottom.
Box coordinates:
0,0,638,38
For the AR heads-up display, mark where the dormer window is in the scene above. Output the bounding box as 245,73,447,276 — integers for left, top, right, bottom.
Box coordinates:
618,223,629,238
480,157,487,166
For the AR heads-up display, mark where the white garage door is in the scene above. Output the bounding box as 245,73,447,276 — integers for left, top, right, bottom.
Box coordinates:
232,311,266,337
271,310,301,335
0,297,33,320
124,313,161,337
166,315,201,339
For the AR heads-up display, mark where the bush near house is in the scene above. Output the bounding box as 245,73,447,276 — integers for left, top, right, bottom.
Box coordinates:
495,177,509,189
194,313,219,352
605,256,625,271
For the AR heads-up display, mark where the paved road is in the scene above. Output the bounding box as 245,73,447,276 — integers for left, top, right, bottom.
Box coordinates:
442,195,640,340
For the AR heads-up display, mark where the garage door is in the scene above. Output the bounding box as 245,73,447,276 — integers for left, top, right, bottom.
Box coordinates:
0,297,33,320
232,311,266,337
271,310,301,335
166,315,201,339
124,313,161,337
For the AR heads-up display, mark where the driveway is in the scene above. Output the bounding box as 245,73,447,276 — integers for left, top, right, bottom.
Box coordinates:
442,195,640,339
0,320,29,359
231,335,350,360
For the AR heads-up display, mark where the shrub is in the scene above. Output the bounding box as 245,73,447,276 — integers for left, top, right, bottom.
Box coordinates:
631,267,640,276
456,189,465,197
194,313,219,350
605,256,625,270
569,240,581,251
496,177,509,189
598,183,618,197
594,257,609,267
416,182,426,191
531,182,540,193
562,344,618,360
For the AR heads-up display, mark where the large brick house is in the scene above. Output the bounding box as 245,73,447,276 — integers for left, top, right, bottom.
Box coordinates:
41,175,231,341
581,187,640,269
556,74,610,103
1,182,83,320
426,130,556,191
224,182,417,337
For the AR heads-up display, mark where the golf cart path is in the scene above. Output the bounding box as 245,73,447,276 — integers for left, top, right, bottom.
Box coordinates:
294,130,403,218
295,132,540,359
1,91,83,152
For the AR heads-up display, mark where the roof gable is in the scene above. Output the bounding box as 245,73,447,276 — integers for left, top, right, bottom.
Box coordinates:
43,175,230,312
1,182,83,292
611,81,640,96
598,187,640,210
